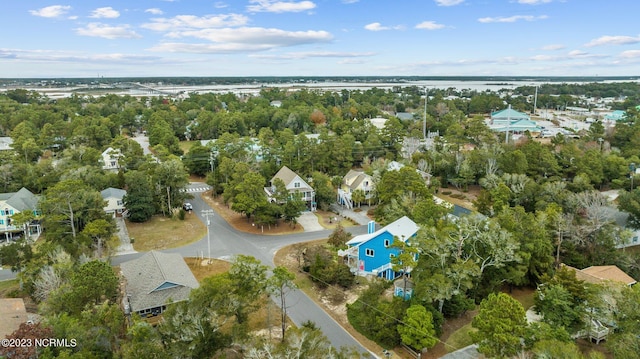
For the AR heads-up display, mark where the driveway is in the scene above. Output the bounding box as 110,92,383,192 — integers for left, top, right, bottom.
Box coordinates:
114,217,136,255
331,203,374,226
298,212,324,232
5,189,376,357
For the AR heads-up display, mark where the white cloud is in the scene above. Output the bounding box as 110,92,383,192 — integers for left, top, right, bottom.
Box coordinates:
342,0,359,3
364,22,404,31
89,7,120,19
251,51,375,59
148,42,276,53
478,15,548,23
619,50,640,59
435,0,464,6
0,48,160,64
529,50,607,62
214,2,228,8
167,27,331,45
415,21,445,30
142,14,249,32
150,27,332,53
29,5,72,18
584,35,640,47
145,8,164,15
517,0,552,4
247,0,316,13
364,23,385,31
541,44,564,51
76,23,141,39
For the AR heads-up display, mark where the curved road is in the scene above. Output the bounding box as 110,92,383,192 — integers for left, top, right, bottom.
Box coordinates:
115,186,374,357
2,182,376,358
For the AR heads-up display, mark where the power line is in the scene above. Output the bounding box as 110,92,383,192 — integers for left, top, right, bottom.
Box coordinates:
296,269,478,358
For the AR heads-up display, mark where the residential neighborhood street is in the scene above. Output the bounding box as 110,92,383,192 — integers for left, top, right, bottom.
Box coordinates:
108,183,377,357
0,180,375,355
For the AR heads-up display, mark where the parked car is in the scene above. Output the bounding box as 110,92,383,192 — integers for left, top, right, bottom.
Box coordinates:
183,203,193,211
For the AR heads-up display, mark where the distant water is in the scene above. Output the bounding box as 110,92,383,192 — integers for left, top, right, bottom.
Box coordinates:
152,78,640,95
8,77,640,98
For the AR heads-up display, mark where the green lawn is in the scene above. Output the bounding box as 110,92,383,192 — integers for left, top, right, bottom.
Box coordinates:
126,213,207,252
0,279,19,298
445,323,477,353
179,140,195,154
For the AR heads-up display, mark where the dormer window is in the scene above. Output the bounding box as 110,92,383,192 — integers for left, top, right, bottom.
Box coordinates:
294,182,300,188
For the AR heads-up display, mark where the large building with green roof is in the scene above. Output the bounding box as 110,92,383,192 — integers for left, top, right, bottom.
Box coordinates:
488,107,541,136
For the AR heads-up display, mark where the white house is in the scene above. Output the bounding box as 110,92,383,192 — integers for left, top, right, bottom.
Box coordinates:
0,187,40,242
0,137,14,151
368,117,387,130
101,187,127,218
101,147,122,172
265,166,315,210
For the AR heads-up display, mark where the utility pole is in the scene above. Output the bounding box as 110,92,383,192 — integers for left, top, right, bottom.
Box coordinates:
423,86,429,140
533,85,538,116
201,209,215,264
505,104,512,144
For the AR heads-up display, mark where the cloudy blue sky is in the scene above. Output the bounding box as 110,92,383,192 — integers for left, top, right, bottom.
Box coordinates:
2,0,639,78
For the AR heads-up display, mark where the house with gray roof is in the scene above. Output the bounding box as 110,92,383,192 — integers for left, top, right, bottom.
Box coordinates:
265,165,315,210
120,251,199,318
0,187,40,242
337,169,374,209
394,112,415,121
101,187,126,218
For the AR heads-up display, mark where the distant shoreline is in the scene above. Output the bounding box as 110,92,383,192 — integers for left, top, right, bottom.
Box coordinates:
2,76,639,98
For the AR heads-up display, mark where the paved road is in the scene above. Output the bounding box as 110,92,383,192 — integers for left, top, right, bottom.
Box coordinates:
108,183,377,358
0,186,375,355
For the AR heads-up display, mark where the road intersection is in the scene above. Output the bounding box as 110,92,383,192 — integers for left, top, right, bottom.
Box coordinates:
1,181,376,357
114,183,374,357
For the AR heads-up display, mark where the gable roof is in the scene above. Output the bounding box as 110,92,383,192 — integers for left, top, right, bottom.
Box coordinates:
562,263,636,286
101,187,127,200
581,265,637,286
272,165,299,185
120,251,199,312
343,170,372,190
0,187,39,212
347,216,419,246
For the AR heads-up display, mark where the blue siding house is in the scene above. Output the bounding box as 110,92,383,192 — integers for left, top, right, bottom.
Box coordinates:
338,216,419,280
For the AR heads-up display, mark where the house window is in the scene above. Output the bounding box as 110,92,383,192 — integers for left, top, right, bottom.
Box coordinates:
294,182,300,188
634,236,639,243
117,200,123,206
365,248,374,257
384,239,390,247
0,219,4,225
